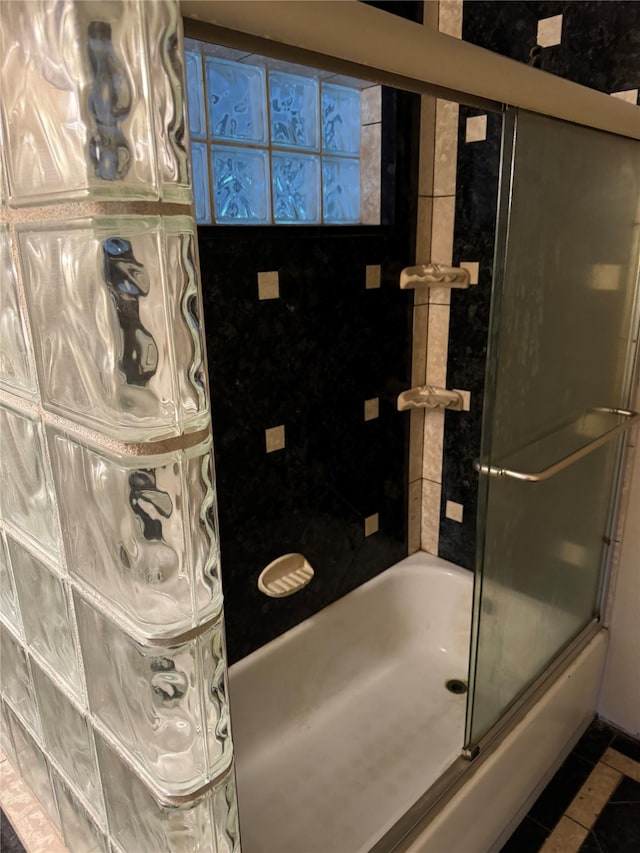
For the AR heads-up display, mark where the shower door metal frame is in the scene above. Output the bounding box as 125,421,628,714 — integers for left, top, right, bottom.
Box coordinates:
465,103,640,750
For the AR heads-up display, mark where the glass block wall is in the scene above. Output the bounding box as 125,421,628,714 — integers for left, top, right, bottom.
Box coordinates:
185,41,365,225
0,2,239,851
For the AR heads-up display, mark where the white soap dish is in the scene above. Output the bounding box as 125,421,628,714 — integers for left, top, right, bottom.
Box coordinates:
258,554,315,598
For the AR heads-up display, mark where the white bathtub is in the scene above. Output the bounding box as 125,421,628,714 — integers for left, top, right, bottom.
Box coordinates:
228,552,473,853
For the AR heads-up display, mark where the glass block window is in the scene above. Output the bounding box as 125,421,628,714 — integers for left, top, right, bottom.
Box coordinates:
185,41,380,226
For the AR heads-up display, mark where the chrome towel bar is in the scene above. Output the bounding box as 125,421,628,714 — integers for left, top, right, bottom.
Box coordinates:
475,407,639,483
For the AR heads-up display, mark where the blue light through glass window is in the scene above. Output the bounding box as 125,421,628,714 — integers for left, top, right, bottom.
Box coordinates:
186,44,366,225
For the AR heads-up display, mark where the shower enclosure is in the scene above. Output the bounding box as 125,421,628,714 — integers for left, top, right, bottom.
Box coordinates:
467,109,640,751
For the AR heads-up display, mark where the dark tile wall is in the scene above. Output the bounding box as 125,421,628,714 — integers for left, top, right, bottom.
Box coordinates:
439,0,640,570
200,89,419,663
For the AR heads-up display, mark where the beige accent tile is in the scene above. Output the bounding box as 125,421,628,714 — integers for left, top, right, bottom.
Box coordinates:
258,270,279,300
426,303,450,388
411,304,429,387
430,195,455,264
364,397,379,421
429,196,455,304
422,408,444,482
408,479,422,554
540,816,588,853
602,747,640,783
460,260,479,285
429,286,451,306
433,99,459,197
361,123,381,224
365,264,381,289
565,761,622,829
438,0,462,38
364,513,379,537
465,114,487,143
423,0,439,29
265,425,285,453
418,95,436,196
415,196,433,269
537,14,563,48
611,89,638,104
361,85,382,124
445,500,464,522
0,759,66,853
409,408,425,483
421,479,441,554
453,388,471,411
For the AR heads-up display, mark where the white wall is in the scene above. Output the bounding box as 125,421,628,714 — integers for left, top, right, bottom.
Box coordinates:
598,435,640,736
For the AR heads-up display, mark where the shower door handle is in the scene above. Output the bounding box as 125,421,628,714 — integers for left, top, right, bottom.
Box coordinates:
475,407,639,483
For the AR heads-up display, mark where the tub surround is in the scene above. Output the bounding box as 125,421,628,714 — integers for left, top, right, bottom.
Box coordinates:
200,87,420,663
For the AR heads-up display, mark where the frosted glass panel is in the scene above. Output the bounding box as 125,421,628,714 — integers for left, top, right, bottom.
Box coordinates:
212,146,270,223
269,72,319,150
323,157,361,223
322,84,361,155
206,58,267,144
272,153,321,224
468,111,640,745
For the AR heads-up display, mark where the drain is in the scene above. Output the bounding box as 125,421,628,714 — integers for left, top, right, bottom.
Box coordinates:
446,678,468,695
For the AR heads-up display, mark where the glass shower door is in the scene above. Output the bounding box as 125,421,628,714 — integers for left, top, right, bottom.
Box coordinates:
467,109,640,746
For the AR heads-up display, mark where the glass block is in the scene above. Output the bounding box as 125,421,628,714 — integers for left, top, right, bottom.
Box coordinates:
322,157,361,223
97,734,240,853
6,705,60,829
9,536,80,694
212,146,270,224
49,429,221,638
1,700,18,765
272,153,321,224
0,0,158,204
143,0,191,202
0,404,59,556
0,119,6,207
206,57,267,143
186,51,206,139
0,624,39,734
19,217,209,442
53,773,108,853
76,597,232,796
0,532,22,634
31,664,104,817
322,84,361,155
192,143,212,224
0,224,36,399
269,72,319,150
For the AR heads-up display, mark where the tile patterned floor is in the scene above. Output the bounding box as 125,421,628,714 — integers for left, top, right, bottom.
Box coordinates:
501,718,640,853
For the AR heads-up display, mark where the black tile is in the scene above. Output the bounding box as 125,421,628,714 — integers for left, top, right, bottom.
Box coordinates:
0,810,26,853
528,752,595,831
578,777,640,853
500,816,549,853
611,731,640,764
199,90,420,662
572,718,615,765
